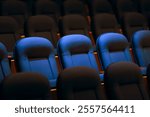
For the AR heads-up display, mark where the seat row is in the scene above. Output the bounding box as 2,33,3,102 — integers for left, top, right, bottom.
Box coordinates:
1,62,150,100
0,31,150,87
0,12,149,53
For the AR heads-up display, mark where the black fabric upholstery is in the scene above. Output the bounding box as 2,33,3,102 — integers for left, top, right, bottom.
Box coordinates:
0,16,20,52
1,72,51,100
27,15,58,47
92,13,120,39
57,67,105,100
61,14,89,37
89,0,113,16
123,12,148,42
63,0,88,16
104,62,149,100
35,0,60,24
2,0,29,35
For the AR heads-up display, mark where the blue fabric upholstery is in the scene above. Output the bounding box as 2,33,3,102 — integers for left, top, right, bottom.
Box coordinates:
57,34,103,80
0,43,11,81
96,33,132,70
132,30,150,75
14,37,58,87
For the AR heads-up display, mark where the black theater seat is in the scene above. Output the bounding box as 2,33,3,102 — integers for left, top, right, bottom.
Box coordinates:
104,62,149,100
35,0,61,25
1,0,29,36
27,15,59,48
0,16,21,54
1,72,51,100
57,67,105,100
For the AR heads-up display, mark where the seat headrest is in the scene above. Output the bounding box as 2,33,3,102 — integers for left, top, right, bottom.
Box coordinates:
57,67,101,91
97,33,129,52
58,34,93,54
15,37,54,58
28,15,57,32
63,14,87,29
1,72,51,100
0,16,18,33
105,62,142,84
133,30,150,48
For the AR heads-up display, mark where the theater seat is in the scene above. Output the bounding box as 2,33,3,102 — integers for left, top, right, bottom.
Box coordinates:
63,0,88,16
58,34,103,80
0,43,11,82
60,14,89,37
35,0,60,24
2,0,29,35
14,37,58,87
89,0,113,16
0,16,20,55
57,67,105,100
1,72,51,100
27,15,59,48
91,13,120,39
122,12,148,42
104,62,149,100
132,30,150,75
96,33,132,70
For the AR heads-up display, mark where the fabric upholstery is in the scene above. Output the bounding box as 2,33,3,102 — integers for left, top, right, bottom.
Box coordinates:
57,67,105,100
1,72,51,100
123,12,148,42
0,43,11,82
89,0,113,16
92,13,120,39
35,0,60,24
14,37,58,87
61,14,89,37
63,0,87,16
132,30,150,74
58,34,103,79
2,0,29,35
104,62,149,100
0,16,20,53
96,33,132,70
27,15,58,48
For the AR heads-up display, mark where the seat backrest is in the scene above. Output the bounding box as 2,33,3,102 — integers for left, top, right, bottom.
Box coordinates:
1,72,51,100
123,12,148,42
116,0,137,20
2,0,29,35
104,62,149,100
35,0,60,24
96,33,132,70
0,43,11,82
140,0,150,14
58,34,99,72
89,0,113,16
63,0,88,16
92,13,120,39
132,30,150,73
27,15,58,48
61,14,89,36
0,16,20,52
14,37,58,87
57,67,105,100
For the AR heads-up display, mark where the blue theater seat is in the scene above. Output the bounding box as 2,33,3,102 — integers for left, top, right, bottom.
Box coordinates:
14,37,58,87
0,43,11,82
96,33,133,70
132,30,150,75
57,34,103,80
